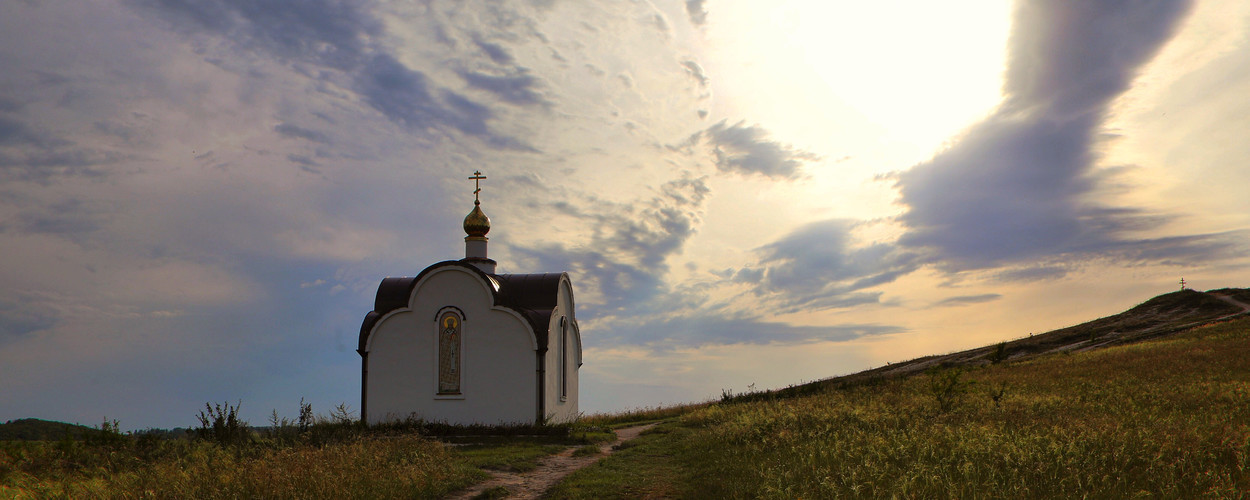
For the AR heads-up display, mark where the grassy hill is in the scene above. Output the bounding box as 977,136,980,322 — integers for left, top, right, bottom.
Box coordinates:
4,288,1247,498
723,288,1250,402
548,289,1250,498
0,419,100,442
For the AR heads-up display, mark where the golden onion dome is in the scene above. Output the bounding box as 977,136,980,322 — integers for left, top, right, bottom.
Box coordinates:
463,201,491,237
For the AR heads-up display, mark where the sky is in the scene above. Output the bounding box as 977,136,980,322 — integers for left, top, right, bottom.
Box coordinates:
1,0,1248,430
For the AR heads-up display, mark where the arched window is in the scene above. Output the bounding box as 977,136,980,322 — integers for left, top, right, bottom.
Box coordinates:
560,316,568,401
437,309,463,394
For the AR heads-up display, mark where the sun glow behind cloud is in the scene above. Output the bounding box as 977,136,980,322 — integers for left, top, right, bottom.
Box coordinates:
680,1,1015,314
793,1,1012,154
699,1,1012,164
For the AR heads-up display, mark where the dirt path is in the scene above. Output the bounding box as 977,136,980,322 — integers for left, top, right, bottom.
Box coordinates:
1209,292,1250,316
447,423,657,500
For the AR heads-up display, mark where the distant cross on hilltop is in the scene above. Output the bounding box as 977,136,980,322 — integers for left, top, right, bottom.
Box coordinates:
1180,277,1187,290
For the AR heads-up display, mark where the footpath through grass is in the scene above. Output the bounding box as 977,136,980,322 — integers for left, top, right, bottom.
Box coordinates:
550,317,1250,498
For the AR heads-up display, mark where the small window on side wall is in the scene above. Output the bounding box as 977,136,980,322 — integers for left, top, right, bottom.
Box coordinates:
560,316,568,401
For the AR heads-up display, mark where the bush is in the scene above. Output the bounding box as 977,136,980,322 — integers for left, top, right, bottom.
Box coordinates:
927,368,968,413
195,401,250,445
989,342,1008,364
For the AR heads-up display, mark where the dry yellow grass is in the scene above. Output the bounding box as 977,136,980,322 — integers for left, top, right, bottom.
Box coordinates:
3,434,482,499
551,317,1250,498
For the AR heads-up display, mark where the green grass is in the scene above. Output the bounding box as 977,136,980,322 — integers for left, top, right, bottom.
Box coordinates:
1,434,484,499
7,299,1247,498
577,402,708,429
570,444,601,457
0,419,614,498
550,317,1250,498
454,441,568,472
546,425,691,499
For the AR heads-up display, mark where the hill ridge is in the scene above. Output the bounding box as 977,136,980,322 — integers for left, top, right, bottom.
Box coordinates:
741,287,1250,401
874,288,1249,377
0,418,99,441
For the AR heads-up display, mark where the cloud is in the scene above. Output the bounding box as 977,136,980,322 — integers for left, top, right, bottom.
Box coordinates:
893,0,1223,275
746,219,920,313
896,112,1102,268
460,69,550,106
1001,1,1193,118
92,120,149,147
650,12,672,37
514,176,710,316
0,112,126,181
0,0,1243,431
286,154,320,172
141,0,530,149
0,115,58,148
274,123,332,144
0,0,698,431
598,314,902,350
0,0,737,428
0,96,21,113
688,120,819,179
991,265,1070,283
142,0,380,71
10,199,103,236
473,37,515,65
684,0,708,26
0,293,58,342
680,60,709,88
934,294,1003,307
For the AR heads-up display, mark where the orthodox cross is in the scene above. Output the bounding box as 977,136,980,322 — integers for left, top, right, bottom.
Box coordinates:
469,170,486,205
1180,277,1187,290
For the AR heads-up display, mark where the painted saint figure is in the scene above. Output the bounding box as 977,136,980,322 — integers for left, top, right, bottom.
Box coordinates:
438,312,461,394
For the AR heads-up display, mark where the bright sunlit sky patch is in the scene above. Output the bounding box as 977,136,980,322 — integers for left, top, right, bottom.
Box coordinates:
1,0,1248,429
703,1,1011,158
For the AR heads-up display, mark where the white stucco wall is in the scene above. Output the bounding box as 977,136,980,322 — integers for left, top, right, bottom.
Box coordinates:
365,267,538,425
542,278,581,423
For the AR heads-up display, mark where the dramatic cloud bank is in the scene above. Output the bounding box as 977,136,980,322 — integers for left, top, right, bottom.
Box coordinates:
738,0,1241,314
895,0,1239,275
1,0,1247,428
741,219,918,313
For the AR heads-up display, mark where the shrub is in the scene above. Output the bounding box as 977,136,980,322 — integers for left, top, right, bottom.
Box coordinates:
927,368,968,413
195,401,250,445
298,397,314,432
989,342,1008,363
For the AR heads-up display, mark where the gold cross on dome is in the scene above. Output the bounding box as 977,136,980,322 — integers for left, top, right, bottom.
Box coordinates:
469,170,486,204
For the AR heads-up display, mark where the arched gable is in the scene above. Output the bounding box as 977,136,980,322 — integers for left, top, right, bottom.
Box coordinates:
359,261,584,355
411,266,538,351
556,276,583,367
360,261,540,354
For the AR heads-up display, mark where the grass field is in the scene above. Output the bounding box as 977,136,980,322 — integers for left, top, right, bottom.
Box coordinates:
4,299,1247,498
0,420,613,498
549,316,1250,498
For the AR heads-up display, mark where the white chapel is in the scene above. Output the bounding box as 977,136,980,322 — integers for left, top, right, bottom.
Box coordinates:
357,171,582,425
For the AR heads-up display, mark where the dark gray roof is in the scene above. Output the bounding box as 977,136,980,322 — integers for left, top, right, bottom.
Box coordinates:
358,260,567,355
